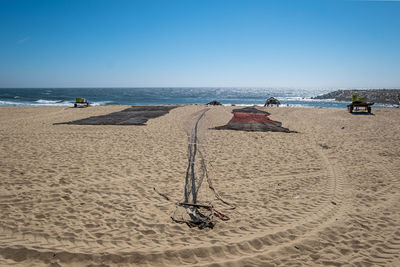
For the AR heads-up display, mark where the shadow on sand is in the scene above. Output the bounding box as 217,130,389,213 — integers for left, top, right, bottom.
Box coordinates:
350,112,375,116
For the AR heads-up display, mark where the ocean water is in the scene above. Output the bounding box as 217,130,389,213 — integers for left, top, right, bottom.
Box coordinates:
0,87,392,108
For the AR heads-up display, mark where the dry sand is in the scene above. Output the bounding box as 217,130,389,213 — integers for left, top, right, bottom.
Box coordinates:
0,105,399,266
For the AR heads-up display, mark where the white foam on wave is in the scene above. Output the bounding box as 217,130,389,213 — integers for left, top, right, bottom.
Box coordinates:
221,103,321,108
222,104,259,107
35,99,63,104
0,100,26,106
280,96,336,102
282,104,315,108
34,99,115,106
32,99,71,106
0,99,115,107
89,101,114,106
0,99,71,107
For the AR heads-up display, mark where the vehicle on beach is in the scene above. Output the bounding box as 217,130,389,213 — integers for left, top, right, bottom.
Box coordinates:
74,97,90,108
347,94,374,113
347,102,374,113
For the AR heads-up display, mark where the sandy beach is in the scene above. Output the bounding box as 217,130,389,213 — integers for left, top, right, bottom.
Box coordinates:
0,105,399,266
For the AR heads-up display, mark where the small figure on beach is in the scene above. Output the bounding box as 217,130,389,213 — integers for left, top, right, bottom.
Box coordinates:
207,100,222,106
264,97,280,107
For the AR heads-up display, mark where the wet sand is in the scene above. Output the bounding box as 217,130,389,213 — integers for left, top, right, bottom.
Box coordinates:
0,105,399,266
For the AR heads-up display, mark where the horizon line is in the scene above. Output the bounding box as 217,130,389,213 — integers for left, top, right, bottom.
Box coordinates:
0,86,399,90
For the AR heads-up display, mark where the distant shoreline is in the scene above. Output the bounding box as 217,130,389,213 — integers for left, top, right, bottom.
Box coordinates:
1,87,400,108
312,89,400,105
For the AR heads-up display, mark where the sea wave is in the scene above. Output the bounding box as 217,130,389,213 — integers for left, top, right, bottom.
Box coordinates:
89,101,114,106
279,96,336,102
35,99,64,104
0,99,115,107
32,99,71,106
222,104,257,107
0,100,26,106
221,103,316,108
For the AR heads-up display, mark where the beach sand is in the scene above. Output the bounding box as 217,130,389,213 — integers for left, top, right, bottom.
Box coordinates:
0,105,399,266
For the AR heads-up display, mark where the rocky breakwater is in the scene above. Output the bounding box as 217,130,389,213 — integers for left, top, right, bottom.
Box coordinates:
313,89,400,105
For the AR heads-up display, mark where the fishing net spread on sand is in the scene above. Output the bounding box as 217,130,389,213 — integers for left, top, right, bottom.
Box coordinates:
214,107,295,133
171,108,234,229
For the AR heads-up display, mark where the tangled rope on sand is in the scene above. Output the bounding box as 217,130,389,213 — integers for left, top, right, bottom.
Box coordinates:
170,108,234,229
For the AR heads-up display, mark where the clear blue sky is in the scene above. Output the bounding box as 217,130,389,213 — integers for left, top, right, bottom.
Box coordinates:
1,0,399,88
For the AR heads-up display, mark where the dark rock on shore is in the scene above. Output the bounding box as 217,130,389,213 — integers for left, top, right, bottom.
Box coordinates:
313,89,400,105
